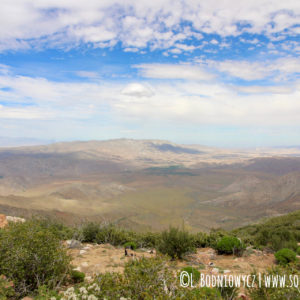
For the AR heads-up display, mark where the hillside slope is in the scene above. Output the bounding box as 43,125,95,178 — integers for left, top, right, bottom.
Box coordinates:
0,139,299,231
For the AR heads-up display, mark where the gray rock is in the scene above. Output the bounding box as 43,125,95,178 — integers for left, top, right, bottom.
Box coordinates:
66,239,82,249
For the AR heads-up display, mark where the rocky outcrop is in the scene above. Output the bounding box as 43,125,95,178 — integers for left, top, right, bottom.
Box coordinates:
0,214,25,228
6,216,25,223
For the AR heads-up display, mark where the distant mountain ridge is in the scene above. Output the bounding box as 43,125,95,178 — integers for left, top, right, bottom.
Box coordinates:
0,138,299,231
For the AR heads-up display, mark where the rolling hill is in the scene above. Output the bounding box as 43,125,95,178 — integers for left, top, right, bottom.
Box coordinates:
0,139,299,231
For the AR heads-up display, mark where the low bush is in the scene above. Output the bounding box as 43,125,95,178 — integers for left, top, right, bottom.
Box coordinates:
0,220,71,297
95,224,130,246
192,232,209,248
275,248,297,265
158,226,196,259
137,231,161,248
70,270,85,283
297,247,300,255
215,236,244,255
81,222,100,243
124,241,137,250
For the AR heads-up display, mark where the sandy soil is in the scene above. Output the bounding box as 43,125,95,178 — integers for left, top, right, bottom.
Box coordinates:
69,243,155,277
69,244,275,278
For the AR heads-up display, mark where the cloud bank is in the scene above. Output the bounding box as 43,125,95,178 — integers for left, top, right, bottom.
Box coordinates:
0,0,299,52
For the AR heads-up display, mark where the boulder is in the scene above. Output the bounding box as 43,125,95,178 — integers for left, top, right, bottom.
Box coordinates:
6,216,25,223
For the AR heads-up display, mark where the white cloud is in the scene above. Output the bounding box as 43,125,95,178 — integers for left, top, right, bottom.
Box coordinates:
0,0,299,51
121,83,154,97
209,57,300,81
134,63,215,81
235,85,295,94
124,47,140,52
1,69,300,129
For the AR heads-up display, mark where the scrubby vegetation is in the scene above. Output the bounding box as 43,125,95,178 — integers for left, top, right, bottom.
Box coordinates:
0,219,71,298
247,263,300,300
215,236,245,255
70,270,85,283
81,222,159,248
158,227,196,259
124,241,137,250
274,248,297,265
0,210,299,298
32,257,223,299
232,210,300,251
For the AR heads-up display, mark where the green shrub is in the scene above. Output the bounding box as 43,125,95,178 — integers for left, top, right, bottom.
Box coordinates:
70,270,85,283
81,222,100,243
158,227,196,259
296,247,300,255
124,241,137,250
0,220,71,297
123,256,174,297
275,248,297,265
207,229,226,248
180,266,200,284
215,236,244,255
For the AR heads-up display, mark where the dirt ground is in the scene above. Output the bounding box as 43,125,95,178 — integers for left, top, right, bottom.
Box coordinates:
69,244,275,278
69,243,154,277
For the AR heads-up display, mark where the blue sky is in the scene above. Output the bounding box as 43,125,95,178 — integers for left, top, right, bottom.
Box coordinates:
0,0,299,147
